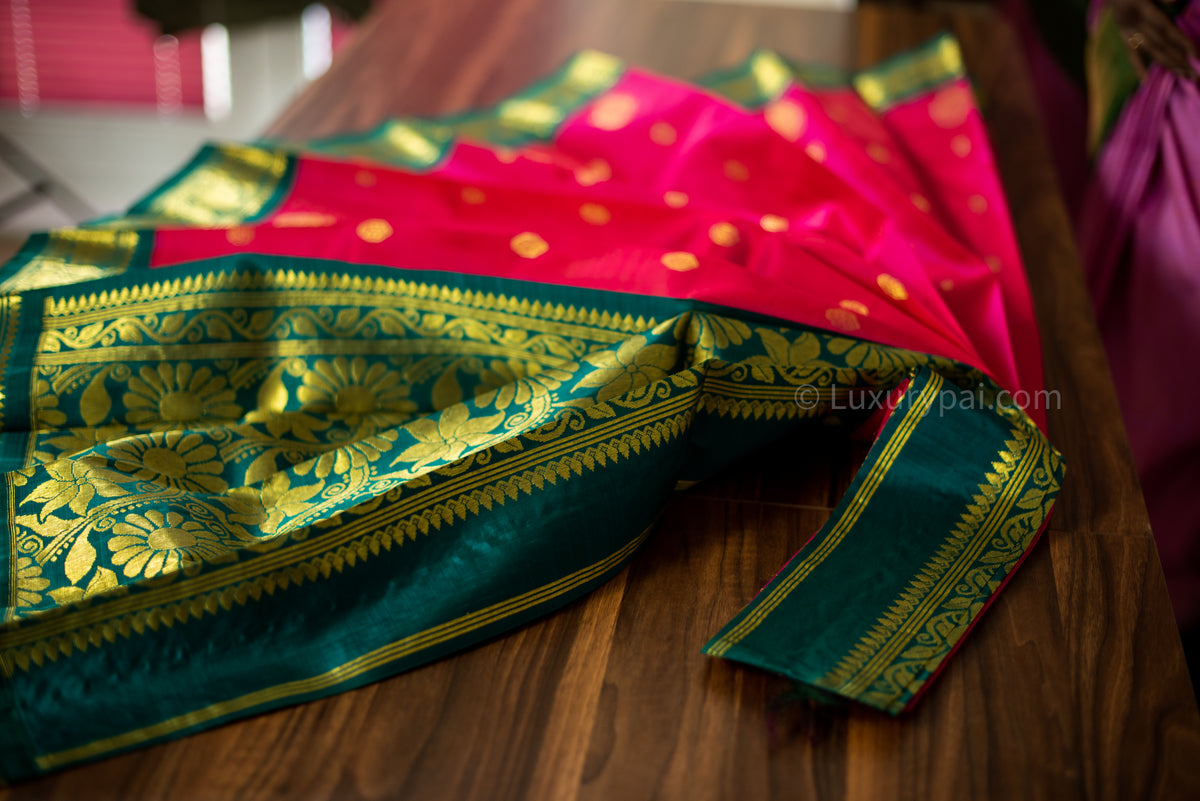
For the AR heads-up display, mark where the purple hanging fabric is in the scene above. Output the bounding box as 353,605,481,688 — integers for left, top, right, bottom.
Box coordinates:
1080,2,1200,625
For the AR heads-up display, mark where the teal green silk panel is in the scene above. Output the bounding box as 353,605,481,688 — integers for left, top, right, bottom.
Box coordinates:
0,254,1063,782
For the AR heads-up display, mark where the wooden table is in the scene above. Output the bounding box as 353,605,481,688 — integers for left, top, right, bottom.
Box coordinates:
6,1,1200,798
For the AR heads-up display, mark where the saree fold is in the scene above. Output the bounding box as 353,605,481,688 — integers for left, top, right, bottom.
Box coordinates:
0,35,1063,783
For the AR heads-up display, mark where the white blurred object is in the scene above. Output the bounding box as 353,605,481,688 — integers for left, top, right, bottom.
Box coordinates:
302,3,334,81
0,6,338,232
201,24,232,121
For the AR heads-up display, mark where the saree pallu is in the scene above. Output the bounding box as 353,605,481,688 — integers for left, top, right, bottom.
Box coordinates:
0,37,1063,783
1080,2,1200,625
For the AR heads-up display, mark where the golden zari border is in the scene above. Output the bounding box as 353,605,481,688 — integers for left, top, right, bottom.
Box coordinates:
39,269,657,338
706,372,944,657
853,34,965,111
0,296,19,431
816,422,1054,711
0,231,142,294
483,50,624,140
33,524,652,771
126,143,291,226
3,337,942,668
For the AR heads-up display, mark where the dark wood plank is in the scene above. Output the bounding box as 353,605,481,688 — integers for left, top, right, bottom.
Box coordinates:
266,0,855,138
1046,530,1200,801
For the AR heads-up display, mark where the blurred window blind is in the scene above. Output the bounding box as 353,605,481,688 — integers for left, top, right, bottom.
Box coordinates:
0,1,352,115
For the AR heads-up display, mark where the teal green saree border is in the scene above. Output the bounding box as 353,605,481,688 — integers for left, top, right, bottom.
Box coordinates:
124,143,297,226
25,526,653,775
0,230,152,295
704,368,1062,712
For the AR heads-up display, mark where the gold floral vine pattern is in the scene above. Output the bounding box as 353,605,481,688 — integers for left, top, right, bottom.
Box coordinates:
5,267,999,680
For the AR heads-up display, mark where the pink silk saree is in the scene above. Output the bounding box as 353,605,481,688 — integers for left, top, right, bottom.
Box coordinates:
0,36,1062,782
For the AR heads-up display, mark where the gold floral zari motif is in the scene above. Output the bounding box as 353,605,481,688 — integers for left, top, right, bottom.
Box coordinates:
5,265,974,656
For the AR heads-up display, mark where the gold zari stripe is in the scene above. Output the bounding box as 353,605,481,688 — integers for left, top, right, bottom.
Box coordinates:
34,526,651,771
706,372,942,656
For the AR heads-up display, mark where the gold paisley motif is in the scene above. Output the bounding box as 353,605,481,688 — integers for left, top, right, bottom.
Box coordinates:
708,222,740,247
510,232,549,259
765,99,806,141
661,252,699,272
588,92,638,130
225,227,254,246
579,203,611,225
271,212,337,228
356,219,393,243
876,274,909,301
574,158,611,186
759,214,788,233
649,121,677,145
825,308,860,332
866,143,891,164
929,84,972,128
724,160,750,181
839,300,870,317
663,191,688,208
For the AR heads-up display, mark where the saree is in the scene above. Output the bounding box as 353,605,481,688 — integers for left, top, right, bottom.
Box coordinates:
1080,1,1200,626
0,36,1063,783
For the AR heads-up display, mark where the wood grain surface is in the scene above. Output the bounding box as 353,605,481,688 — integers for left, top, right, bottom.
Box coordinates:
5,1,1199,798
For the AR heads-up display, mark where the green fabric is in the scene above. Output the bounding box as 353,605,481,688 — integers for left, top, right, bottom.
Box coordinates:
0,43,1065,783
705,367,1061,713
0,253,1062,780
1087,7,1145,152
